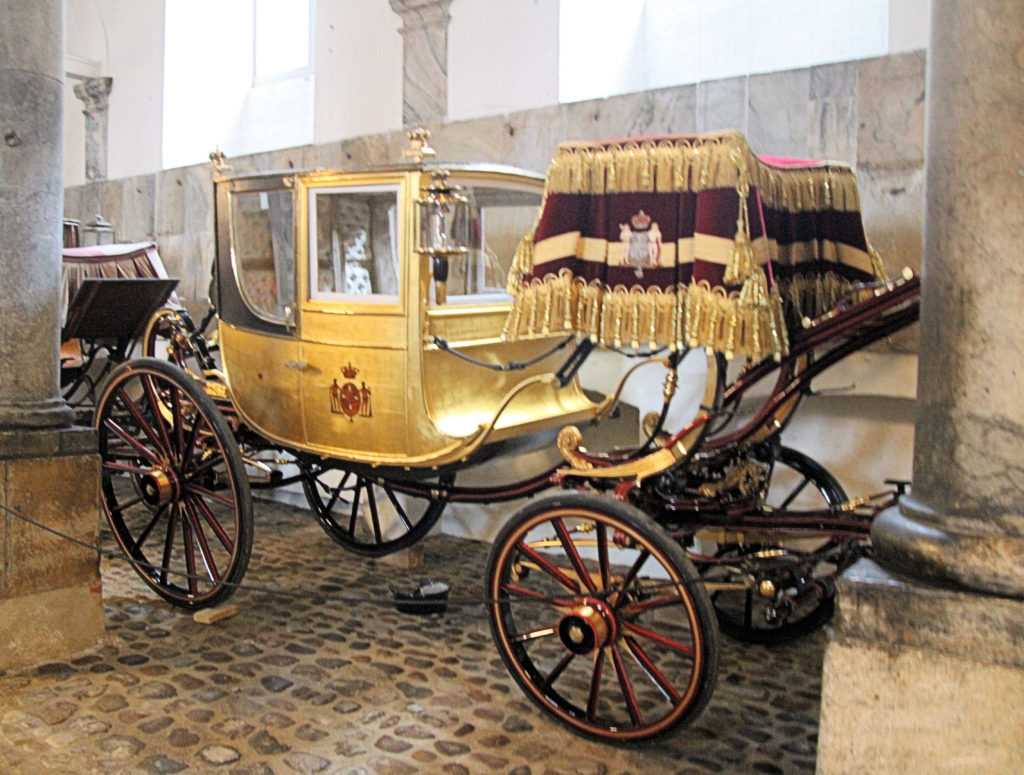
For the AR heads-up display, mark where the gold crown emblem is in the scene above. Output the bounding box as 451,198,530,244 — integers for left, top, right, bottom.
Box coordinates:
342,363,359,379
630,210,652,230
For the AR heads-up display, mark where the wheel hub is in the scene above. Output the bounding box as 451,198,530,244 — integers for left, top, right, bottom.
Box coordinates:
139,468,179,507
558,597,617,655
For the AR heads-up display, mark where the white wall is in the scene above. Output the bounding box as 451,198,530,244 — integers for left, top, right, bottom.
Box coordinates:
64,0,164,186
314,0,403,144
447,0,560,121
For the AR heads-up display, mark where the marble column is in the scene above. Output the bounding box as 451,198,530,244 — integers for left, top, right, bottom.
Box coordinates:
73,76,112,182
816,2,1024,772
0,0,104,669
388,0,451,127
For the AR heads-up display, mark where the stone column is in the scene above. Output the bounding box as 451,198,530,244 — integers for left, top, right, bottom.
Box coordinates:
73,76,112,182
816,2,1024,772
0,0,74,431
388,0,451,127
0,0,104,669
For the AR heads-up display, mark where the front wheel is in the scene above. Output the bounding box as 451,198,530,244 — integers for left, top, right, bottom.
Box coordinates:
487,492,718,743
94,358,252,609
701,446,849,644
300,459,451,556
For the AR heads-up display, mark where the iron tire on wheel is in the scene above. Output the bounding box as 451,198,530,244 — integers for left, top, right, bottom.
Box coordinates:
487,492,718,743
94,357,252,609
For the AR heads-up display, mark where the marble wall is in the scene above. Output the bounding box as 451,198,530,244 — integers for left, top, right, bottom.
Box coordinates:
63,51,927,326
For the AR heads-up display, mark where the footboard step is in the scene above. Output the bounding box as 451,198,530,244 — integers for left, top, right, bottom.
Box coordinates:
193,604,240,625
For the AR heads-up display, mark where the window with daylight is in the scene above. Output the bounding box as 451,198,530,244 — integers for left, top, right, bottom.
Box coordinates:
558,0,889,103
163,0,315,170
253,0,314,84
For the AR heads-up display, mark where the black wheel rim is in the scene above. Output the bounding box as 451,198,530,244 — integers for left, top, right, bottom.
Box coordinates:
301,461,451,557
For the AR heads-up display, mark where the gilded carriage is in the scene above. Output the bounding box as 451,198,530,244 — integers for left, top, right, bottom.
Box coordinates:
73,130,919,744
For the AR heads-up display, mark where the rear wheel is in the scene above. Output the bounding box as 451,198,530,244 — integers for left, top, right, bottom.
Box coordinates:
701,446,849,644
300,459,451,556
94,358,252,609
487,492,718,742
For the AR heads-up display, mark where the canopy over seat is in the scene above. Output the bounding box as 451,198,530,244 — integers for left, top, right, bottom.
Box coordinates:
61,241,178,327
503,130,886,362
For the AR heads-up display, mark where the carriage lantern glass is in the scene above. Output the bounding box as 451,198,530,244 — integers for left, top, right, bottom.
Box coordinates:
417,171,469,305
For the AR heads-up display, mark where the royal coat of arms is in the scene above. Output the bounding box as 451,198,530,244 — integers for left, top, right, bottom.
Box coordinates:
618,210,662,278
330,363,372,420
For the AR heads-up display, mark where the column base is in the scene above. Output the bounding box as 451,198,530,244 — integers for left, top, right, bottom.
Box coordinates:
872,496,1024,598
1,427,104,671
817,559,1024,775
0,396,74,431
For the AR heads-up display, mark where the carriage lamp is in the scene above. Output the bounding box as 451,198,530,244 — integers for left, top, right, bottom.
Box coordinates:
417,170,469,305
81,213,115,246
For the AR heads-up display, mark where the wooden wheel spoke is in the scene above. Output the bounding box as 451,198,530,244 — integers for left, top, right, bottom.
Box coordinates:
186,482,237,508
363,483,383,544
515,541,582,594
511,625,558,645
188,492,235,554
586,649,605,720
542,651,574,690
610,644,644,728
381,483,415,531
114,386,167,455
611,549,650,612
596,523,611,591
620,619,696,657
181,510,199,595
621,634,683,703
183,497,221,583
141,375,175,454
160,504,180,586
499,582,573,608
102,416,164,468
348,483,361,536
133,503,169,555
553,518,598,595
322,471,352,514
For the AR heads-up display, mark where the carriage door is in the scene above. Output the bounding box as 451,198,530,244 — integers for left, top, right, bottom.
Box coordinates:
216,178,306,445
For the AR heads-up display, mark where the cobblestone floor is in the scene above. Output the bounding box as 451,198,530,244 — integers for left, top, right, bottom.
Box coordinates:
0,499,825,775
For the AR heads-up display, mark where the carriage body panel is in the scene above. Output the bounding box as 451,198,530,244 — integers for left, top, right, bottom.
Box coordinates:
214,162,601,467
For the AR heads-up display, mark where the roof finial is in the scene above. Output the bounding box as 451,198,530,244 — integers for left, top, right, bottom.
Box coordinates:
403,127,436,163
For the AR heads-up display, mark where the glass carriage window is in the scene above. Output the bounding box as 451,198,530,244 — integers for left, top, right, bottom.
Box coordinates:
437,182,542,304
230,188,296,322
308,185,400,303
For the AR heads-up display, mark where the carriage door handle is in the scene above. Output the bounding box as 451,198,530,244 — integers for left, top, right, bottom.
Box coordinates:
285,359,311,371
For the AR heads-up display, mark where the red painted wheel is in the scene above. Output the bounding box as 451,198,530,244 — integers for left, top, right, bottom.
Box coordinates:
487,492,718,742
94,358,252,609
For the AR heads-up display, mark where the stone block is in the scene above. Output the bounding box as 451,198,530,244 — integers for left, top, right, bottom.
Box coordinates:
505,104,569,172
0,582,104,671
118,174,156,242
747,67,811,157
817,559,1024,774
1,451,101,596
697,76,747,134
857,50,927,171
154,168,187,237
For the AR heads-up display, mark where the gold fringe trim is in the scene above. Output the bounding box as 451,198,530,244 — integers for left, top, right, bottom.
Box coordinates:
544,130,862,213
503,270,791,362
